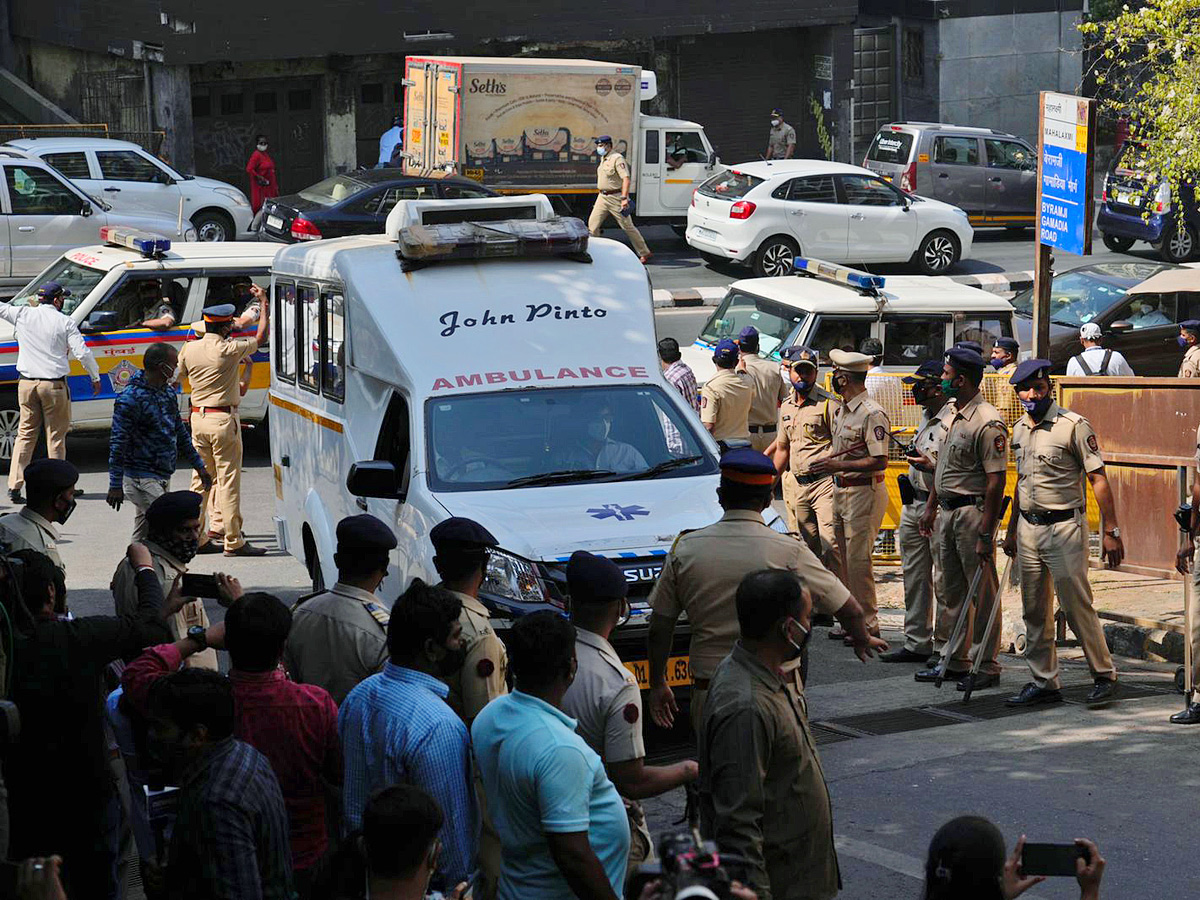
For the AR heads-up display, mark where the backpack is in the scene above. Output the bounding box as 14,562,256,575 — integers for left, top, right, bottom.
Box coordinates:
1074,349,1112,376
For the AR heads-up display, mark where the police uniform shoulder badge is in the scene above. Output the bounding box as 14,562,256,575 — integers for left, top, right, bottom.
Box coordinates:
623,703,639,724
1086,434,1099,453
476,658,495,678
874,425,887,441
993,435,1006,453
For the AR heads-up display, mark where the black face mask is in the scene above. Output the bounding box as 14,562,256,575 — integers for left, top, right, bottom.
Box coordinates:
58,494,77,524
784,617,811,661
156,530,200,564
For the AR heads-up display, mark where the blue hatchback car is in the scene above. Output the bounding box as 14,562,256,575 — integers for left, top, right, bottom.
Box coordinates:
1097,143,1198,263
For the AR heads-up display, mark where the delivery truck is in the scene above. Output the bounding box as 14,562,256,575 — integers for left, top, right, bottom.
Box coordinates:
401,56,721,228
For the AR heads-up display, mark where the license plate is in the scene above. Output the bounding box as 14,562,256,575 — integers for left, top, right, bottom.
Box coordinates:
266,214,284,230
624,655,691,689
694,226,720,240
1115,192,1137,206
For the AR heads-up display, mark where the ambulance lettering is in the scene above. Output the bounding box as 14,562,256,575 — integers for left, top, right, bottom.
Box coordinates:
431,364,649,392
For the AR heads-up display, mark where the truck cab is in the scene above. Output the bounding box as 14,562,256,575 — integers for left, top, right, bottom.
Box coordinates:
635,114,719,223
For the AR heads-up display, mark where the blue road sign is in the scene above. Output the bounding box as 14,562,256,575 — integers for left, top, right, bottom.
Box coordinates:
1039,93,1092,256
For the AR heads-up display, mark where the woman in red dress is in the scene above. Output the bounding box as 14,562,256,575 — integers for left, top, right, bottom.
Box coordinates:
245,134,279,213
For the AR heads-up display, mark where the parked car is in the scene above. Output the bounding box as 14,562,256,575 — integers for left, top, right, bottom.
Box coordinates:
1009,260,1199,374
685,160,974,277
1097,142,1198,263
862,122,1036,229
6,137,253,241
0,152,195,294
257,169,498,243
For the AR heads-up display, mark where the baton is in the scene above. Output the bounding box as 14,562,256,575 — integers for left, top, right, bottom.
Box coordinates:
1185,574,1194,710
961,551,1015,702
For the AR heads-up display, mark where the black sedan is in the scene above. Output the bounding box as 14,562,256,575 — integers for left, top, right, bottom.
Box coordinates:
257,169,498,243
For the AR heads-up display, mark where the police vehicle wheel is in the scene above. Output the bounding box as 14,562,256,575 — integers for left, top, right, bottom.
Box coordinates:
1102,233,1135,253
1159,222,1196,263
192,210,233,242
914,230,959,275
0,395,19,462
1177,665,1187,694
1014,632,1027,655
753,236,799,278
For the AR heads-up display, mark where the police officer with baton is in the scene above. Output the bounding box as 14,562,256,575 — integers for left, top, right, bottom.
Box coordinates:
1172,422,1200,724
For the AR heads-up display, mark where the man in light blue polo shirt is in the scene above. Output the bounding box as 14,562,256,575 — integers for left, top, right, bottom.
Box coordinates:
472,610,629,900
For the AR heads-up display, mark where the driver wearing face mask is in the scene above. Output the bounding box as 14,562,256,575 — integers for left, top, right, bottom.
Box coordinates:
0,456,78,577
565,403,648,473
107,341,213,541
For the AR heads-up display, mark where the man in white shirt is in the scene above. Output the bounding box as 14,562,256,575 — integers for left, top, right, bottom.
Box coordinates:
564,404,647,473
0,282,100,503
378,115,403,168
1066,323,1134,377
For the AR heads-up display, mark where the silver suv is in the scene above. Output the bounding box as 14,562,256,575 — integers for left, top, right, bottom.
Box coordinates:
863,123,1036,230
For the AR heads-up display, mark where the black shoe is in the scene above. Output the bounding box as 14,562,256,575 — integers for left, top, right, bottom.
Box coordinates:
1085,679,1118,706
958,672,999,691
880,648,929,664
827,625,847,640
8,489,21,504
196,542,224,555
1170,702,1200,725
225,542,267,557
1005,682,1062,706
915,666,963,683
927,654,943,667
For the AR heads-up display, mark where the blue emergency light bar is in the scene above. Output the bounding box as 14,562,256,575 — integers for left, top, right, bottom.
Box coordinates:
99,226,171,258
396,216,590,269
793,257,885,291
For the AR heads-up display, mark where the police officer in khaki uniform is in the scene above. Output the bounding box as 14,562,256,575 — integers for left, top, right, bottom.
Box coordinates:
562,551,698,874
430,516,507,900
1001,359,1121,707
808,349,890,638
0,457,76,574
765,108,797,160
737,327,789,452
881,361,953,664
1178,320,1200,377
587,134,652,264
647,449,886,735
771,346,840,579
283,514,394,705
701,338,753,443
1173,423,1200,724
110,490,218,670
989,337,1020,380
915,347,1008,689
180,296,269,556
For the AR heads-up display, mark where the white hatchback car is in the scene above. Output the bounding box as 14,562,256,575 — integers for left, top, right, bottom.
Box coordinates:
6,137,254,242
686,160,974,277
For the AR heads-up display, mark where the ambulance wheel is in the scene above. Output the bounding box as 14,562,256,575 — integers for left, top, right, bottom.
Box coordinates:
1014,632,1027,654
0,393,19,463
1177,666,1187,694
191,209,234,242
1102,233,1135,253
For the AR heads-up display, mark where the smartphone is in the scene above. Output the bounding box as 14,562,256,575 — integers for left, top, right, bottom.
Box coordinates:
1022,842,1089,877
181,573,221,600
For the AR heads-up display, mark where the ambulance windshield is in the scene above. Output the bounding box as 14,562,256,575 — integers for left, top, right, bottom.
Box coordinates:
10,256,106,314
426,385,717,491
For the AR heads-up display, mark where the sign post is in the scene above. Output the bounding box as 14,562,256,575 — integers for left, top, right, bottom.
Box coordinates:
1034,91,1096,357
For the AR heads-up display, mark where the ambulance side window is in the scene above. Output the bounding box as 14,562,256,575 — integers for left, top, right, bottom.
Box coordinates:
274,281,296,383
297,284,320,393
322,289,345,403
374,393,411,498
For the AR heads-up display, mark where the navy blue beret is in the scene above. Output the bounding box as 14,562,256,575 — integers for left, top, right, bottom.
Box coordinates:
145,490,202,531
1009,358,1053,385
902,360,945,383
953,340,983,355
713,338,740,366
566,550,627,602
946,347,985,372
994,337,1020,353
720,448,777,485
430,516,497,550
24,458,78,493
337,514,398,552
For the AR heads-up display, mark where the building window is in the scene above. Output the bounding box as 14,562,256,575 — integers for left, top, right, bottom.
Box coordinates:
904,28,925,84
361,83,384,104
289,89,313,111
220,94,244,116
255,92,277,113
192,95,211,118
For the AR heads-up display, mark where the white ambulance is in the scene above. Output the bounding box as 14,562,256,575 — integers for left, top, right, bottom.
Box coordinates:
0,228,284,458
269,195,780,693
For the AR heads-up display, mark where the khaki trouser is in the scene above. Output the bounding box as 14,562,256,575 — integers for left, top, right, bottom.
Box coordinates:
1017,513,1115,689
9,378,71,491
189,409,245,551
625,799,654,880
789,475,842,583
833,480,888,631
588,193,651,257
935,504,1002,675
898,501,946,656
749,430,775,453
123,476,169,542
1191,546,1200,689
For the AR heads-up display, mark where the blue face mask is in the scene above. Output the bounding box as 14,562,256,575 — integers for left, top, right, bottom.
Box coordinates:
990,358,1005,370
791,375,813,394
1021,395,1053,418
1179,335,1191,349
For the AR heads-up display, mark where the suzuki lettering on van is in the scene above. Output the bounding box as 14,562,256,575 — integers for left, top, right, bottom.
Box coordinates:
439,304,608,338
431,364,650,391
623,564,663,585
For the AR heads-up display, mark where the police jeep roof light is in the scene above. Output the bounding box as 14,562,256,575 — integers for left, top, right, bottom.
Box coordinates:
98,226,171,258
395,217,591,270
793,257,885,292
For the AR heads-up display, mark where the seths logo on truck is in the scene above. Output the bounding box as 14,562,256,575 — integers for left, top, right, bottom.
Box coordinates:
588,503,649,522
468,77,506,94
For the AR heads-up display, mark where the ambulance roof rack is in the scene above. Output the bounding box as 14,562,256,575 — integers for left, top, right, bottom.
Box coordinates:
99,226,171,259
386,194,591,271
793,257,885,297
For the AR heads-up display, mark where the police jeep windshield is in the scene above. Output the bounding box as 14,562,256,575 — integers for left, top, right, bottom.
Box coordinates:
699,290,809,359
9,256,106,315
426,386,717,492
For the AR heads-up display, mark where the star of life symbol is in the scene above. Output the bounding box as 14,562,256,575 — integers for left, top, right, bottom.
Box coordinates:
587,503,650,522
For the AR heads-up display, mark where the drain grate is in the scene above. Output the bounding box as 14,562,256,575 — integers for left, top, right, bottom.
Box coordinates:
810,723,858,746
1060,679,1171,703
821,706,959,737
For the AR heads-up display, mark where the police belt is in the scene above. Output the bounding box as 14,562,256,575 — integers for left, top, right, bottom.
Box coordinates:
600,188,621,195
912,487,930,503
748,423,777,434
794,472,831,486
1020,507,1080,526
939,493,982,510
835,473,884,488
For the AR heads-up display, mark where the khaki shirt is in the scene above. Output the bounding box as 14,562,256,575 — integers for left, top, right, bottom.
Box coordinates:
649,509,851,678
700,369,753,442
1180,345,1200,378
440,587,508,724
283,582,389,705
934,393,1008,496
907,402,952,493
778,395,833,476
0,508,63,572
741,354,789,427
178,332,258,408
699,642,838,900
1012,402,1104,511
995,362,1017,380
561,628,645,764
831,392,890,467
767,122,797,159
596,152,630,192
110,542,217,669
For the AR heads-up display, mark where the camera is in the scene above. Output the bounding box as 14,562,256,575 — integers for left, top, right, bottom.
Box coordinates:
634,827,751,900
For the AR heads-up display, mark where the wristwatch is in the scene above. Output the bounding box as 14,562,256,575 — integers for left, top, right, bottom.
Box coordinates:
1105,527,1121,539
186,625,208,650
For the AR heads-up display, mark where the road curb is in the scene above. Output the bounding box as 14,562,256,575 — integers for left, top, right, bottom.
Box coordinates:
950,270,1035,295
652,287,727,308
1104,622,1184,664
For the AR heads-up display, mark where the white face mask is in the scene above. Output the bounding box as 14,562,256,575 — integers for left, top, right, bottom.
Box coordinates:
771,119,781,127
596,146,607,157
256,143,268,151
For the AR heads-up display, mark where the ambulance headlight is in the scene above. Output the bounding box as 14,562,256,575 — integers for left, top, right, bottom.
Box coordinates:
483,548,550,605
